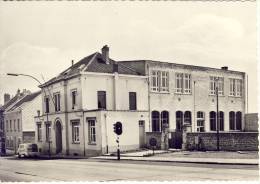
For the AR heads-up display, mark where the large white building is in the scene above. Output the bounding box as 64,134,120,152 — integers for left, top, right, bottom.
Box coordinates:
35,46,246,155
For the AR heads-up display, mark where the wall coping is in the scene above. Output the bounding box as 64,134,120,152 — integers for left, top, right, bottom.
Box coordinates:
187,132,258,134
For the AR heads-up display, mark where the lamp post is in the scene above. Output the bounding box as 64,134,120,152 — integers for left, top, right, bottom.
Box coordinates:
7,73,53,158
215,77,220,151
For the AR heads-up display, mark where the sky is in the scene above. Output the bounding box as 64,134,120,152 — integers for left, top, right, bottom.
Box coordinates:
0,1,257,112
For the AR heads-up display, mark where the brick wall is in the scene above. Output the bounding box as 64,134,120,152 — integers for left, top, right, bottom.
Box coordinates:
186,132,259,151
245,113,258,132
145,132,162,149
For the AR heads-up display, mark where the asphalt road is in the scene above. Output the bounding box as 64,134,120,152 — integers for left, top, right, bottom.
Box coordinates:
0,156,258,181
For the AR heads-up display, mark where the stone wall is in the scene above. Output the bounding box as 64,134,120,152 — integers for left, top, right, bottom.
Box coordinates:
245,113,258,132
145,132,162,149
186,132,259,151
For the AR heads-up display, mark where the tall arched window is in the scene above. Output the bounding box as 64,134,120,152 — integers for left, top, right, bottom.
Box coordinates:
210,111,216,131
161,111,169,129
229,111,235,130
176,111,183,131
184,111,192,124
219,111,224,131
236,111,242,130
152,111,160,132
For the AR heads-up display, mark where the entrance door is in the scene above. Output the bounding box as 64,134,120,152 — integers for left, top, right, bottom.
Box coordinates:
55,121,62,154
139,120,145,148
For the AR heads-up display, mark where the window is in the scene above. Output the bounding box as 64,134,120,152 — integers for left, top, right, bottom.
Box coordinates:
150,70,169,92
37,124,42,142
14,119,16,131
229,111,235,130
10,120,12,132
230,111,242,131
129,92,137,110
160,71,169,92
72,121,80,143
6,120,8,132
45,97,50,113
88,119,96,144
17,119,20,132
184,111,192,124
210,76,224,95
176,111,183,131
45,123,51,142
72,90,77,109
236,111,242,130
161,111,169,129
97,91,106,109
197,111,205,132
219,111,224,131
54,93,61,112
210,111,216,131
152,111,160,132
151,71,159,91
229,79,242,97
175,73,191,94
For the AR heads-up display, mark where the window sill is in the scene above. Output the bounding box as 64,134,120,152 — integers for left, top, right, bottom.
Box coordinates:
72,142,80,144
150,91,170,94
228,95,242,98
208,94,225,97
174,93,192,95
88,143,97,145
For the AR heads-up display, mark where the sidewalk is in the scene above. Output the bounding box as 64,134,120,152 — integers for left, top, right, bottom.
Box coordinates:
93,150,259,165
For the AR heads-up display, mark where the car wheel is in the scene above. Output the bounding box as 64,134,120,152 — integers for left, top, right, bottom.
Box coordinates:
18,153,21,158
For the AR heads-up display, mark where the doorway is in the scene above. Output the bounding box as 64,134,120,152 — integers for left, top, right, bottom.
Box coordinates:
55,120,62,154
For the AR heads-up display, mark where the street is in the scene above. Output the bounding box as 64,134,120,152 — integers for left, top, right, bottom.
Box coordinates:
0,156,258,181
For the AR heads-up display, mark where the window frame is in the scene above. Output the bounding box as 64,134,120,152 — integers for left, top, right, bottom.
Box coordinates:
45,123,51,142
97,91,106,109
44,96,50,113
37,123,42,142
129,92,137,110
196,111,205,132
54,92,61,112
71,89,77,109
88,119,96,144
72,121,80,144
152,111,160,132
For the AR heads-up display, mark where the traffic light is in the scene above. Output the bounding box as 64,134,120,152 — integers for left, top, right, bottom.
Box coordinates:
113,122,123,135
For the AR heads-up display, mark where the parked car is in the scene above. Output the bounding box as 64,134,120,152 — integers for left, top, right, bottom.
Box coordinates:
17,143,39,158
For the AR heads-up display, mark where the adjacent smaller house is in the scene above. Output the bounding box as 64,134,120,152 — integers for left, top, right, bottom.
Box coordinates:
4,91,41,153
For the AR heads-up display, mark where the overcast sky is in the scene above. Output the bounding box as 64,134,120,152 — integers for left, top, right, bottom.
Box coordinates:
0,1,257,112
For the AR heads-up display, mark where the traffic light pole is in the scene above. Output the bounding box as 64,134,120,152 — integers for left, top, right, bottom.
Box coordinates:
117,136,120,160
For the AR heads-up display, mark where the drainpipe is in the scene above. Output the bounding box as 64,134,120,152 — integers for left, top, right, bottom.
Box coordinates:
83,111,85,156
64,81,69,155
104,113,108,153
147,63,151,131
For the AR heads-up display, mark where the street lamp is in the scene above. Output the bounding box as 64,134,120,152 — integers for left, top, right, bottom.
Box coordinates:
7,73,54,158
215,77,220,151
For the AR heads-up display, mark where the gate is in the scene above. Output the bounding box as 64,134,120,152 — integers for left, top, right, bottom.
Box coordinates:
169,131,183,149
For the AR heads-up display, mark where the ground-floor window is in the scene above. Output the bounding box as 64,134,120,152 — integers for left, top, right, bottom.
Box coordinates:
176,111,183,131
219,111,224,131
88,119,96,144
152,111,160,132
197,111,205,132
210,111,216,131
161,111,169,129
230,111,242,131
184,111,192,124
37,123,42,142
72,121,80,143
45,123,51,142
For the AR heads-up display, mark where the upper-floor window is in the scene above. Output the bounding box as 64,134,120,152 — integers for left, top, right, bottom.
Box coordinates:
209,76,224,95
71,90,77,109
229,111,242,131
17,119,20,132
129,92,137,110
175,73,191,94
6,120,8,132
150,70,169,92
97,91,106,109
10,120,12,132
45,123,51,142
54,93,61,112
45,97,50,113
229,79,242,97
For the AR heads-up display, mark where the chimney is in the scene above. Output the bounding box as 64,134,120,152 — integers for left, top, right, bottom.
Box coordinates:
101,45,109,64
17,89,20,95
4,93,10,104
71,60,74,66
221,66,228,70
113,63,118,73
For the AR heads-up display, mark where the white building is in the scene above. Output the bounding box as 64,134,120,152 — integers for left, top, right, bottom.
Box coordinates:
35,46,149,156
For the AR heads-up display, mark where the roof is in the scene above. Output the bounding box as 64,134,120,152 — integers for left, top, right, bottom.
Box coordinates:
41,52,143,87
1,94,21,111
8,91,41,111
118,60,245,75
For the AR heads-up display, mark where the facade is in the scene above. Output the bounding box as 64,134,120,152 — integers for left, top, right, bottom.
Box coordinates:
4,91,41,153
35,46,149,156
35,45,247,155
120,60,246,148
244,113,258,132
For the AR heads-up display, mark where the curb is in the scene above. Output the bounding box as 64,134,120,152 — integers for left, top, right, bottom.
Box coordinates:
93,157,259,165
